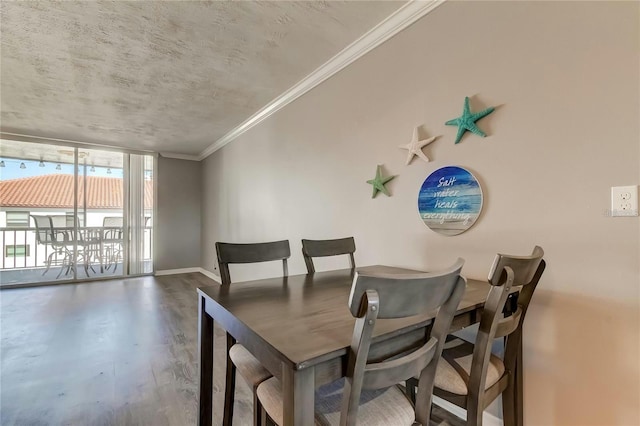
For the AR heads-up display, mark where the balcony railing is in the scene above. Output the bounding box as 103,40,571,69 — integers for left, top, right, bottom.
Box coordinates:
0,226,152,271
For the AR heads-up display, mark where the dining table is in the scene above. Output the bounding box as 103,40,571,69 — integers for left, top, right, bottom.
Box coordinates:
196,265,523,426
49,225,124,275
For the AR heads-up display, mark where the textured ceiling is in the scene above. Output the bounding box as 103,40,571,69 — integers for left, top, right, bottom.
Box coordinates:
0,1,404,156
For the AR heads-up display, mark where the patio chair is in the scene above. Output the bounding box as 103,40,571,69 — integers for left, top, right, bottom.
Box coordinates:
102,216,124,272
30,215,73,278
50,214,101,276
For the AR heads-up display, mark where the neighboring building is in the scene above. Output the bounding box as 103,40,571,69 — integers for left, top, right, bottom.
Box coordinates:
0,174,153,269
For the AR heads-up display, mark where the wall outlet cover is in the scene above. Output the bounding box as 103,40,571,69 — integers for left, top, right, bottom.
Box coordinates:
611,185,638,217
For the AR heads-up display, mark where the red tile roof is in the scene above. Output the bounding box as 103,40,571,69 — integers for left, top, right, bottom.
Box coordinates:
0,174,153,209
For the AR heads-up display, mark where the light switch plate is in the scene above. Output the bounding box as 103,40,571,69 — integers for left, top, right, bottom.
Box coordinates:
611,185,638,217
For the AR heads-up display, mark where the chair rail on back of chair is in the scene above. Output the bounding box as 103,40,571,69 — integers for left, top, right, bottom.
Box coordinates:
215,240,291,285
301,237,356,273
480,246,545,342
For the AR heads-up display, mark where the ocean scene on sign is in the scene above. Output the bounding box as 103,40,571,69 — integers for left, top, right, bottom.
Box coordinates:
417,166,483,236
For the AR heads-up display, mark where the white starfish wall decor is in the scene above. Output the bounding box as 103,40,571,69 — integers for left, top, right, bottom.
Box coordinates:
399,126,437,165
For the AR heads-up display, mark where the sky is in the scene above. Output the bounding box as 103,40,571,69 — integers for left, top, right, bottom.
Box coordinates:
0,158,124,180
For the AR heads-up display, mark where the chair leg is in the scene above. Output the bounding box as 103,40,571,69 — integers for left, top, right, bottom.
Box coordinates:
406,377,418,404
466,400,483,426
223,332,237,426
253,388,263,426
98,243,104,273
502,375,516,426
514,338,524,426
112,246,122,274
61,261,73,278
43,251,56,275
502,331,522,426
82,248,95,275
261,407,274,426
56,253,70,279
60,250,75,278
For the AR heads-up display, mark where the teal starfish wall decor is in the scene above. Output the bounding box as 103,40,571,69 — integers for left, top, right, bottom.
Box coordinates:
445,97,495,144
366,165,396,198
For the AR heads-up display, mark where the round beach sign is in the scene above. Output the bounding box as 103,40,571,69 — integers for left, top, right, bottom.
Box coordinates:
418,166,483,236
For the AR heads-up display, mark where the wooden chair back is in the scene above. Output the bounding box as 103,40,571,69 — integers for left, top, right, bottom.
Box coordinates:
341,258,466,426
301,237,356,273
466,246,546,416
215,240,291,286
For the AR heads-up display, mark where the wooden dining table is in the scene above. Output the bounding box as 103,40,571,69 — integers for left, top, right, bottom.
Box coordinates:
197,265,523,426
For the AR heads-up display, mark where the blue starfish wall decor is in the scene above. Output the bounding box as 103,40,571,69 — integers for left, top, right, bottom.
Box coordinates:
366,165,396,198
445,97,495,144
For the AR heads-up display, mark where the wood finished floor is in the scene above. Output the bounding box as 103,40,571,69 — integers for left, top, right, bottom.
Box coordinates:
0,273,463,426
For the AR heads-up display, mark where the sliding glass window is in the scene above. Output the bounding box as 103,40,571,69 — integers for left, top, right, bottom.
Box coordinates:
0,138,155,286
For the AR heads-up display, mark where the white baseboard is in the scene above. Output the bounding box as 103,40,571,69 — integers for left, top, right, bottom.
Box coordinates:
155,267,201,276
433,396,503,426
154,267,222,284
197,267,222,284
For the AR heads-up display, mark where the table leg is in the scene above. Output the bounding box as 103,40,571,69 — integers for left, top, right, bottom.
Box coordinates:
282,364,315,426
515,335,524,426
223,333,236,426
98,240,104,273
198,295,214,426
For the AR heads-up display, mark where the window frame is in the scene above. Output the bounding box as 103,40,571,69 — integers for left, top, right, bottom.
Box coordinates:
6,211,30,228
5,244,30,257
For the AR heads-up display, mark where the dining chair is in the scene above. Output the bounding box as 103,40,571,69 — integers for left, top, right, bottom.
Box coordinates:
215,240,291,426
256,258,467,426
425,246,546,426
301,237,356,274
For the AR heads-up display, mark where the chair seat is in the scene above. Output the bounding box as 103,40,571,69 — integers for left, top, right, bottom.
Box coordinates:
257,376,415,426
434,337,505,395
229,343,272,387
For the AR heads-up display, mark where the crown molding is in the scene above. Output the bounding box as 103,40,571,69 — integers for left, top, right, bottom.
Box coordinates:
198,0,445,160
159,152,201,161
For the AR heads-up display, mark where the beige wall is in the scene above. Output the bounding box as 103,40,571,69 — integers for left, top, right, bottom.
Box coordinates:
201,2,640,424
156,155,201,270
